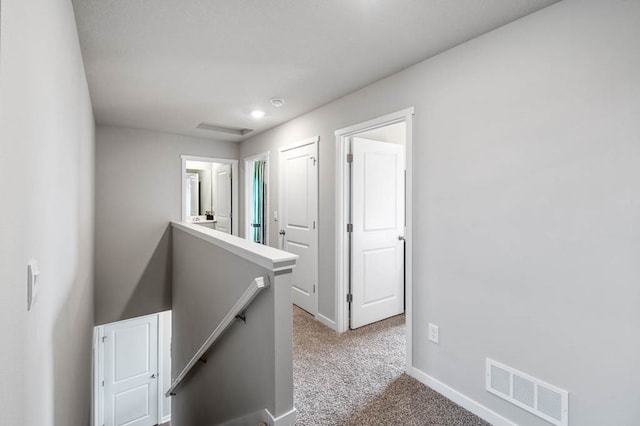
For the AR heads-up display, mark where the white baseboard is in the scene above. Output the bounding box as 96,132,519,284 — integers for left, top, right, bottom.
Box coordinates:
408,366,516,426
265,407,297,426
315,313,337,331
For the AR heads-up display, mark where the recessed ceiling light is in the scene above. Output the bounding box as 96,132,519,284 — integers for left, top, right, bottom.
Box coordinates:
270,98,285,108
251,110,265,118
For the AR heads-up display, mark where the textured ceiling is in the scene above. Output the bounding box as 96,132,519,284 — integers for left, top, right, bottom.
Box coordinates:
72,0,560,142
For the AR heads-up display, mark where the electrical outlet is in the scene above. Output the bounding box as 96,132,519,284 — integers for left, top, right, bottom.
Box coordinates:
428,323,439,344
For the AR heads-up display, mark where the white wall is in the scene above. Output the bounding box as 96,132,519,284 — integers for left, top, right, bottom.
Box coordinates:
239,1,640,424
0,0,95,424
95,125,239,325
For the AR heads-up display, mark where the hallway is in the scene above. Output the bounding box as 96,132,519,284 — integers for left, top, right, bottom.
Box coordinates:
293,307,488,425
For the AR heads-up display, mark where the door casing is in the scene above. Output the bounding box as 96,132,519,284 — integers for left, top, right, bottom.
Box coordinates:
93,312,171,426
334,107,414,369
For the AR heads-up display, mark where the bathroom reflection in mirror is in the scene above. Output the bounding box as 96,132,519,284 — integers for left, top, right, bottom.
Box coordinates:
181,155,238,235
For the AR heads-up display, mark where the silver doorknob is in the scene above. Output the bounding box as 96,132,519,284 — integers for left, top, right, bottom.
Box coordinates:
398,235,405,241
151,374,157,379
279,230,286,235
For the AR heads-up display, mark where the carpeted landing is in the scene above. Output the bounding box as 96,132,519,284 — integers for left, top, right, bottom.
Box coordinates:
293,306,490,426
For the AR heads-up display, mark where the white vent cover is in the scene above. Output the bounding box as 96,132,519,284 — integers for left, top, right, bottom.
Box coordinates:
486,359,569,426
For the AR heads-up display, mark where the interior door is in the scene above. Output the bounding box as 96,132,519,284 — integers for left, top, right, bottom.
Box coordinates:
350,137,405,329
215,164,232,233
104,315,159,426
280,140,318,315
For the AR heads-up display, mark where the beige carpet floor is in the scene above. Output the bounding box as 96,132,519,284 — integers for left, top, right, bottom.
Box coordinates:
293,306,490,426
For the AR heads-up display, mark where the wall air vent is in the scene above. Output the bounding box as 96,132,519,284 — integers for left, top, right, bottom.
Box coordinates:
196,122,254,136
486,358,568,426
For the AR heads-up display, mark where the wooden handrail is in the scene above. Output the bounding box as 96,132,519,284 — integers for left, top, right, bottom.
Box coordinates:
166,276,269,396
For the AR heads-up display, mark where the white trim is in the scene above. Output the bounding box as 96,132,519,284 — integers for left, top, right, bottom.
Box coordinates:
180,155,239,236
280,135,319,153
334,108,415,350
92,326,104,426
409,366,517,426
315,312,337,331
404,111,414,371
334,107,415,137
279,136,319,317
171,221,298,272
157,311,171,424
244,151,270,244
265,407,298,426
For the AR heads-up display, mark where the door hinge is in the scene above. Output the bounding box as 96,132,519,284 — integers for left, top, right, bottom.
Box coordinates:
313,221,316,229
313,285,316,293
347,223,353,233
347,294,353,303
347,153,353,163
102,380,104,387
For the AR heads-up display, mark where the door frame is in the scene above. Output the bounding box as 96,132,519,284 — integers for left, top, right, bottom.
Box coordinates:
244,151,270,244
334,107,414,365
279,136,319,317
93,312,170,426
180,155,239,235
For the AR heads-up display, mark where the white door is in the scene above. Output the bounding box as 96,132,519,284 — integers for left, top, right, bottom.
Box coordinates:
215,164,232,233
350,137,405,329
104,315,159,426
280,139,318,315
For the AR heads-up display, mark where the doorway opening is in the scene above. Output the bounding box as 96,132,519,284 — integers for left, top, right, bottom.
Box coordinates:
334,107,414,366
244,151,270,245
93,311,172,426
181,155,239,235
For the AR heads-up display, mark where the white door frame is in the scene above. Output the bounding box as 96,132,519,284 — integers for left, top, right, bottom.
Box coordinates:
334,107,414,366
93,312,171,426
279,136,319,317
244,151,270,245
181,155,239,236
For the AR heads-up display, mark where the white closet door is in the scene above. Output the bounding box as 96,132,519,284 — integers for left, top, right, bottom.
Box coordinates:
104,315,159,426
280,140,318,315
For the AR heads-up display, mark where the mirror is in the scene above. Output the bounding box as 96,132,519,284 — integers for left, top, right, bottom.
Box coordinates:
181,156,238,235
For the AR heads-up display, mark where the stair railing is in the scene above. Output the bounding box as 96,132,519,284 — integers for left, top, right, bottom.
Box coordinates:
166,276,269,396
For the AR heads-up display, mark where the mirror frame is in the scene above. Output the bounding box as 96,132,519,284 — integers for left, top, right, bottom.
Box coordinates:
180,154,239,236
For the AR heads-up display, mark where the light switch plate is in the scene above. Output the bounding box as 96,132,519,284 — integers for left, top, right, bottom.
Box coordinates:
27,260,40,311
428,323,439,344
